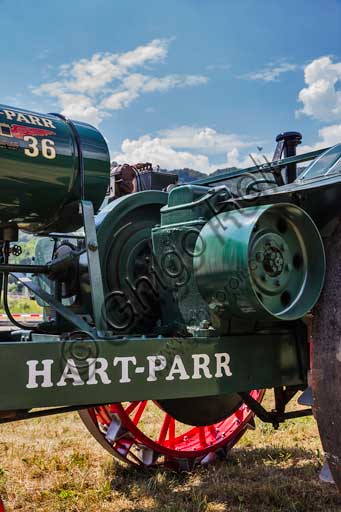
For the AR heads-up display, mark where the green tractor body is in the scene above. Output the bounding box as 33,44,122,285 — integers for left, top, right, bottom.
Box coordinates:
0,104,339,487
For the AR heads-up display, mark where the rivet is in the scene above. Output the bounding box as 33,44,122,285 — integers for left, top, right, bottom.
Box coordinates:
88,241,98,251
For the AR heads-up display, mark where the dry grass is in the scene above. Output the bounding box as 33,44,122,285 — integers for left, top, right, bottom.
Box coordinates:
0,395,340,512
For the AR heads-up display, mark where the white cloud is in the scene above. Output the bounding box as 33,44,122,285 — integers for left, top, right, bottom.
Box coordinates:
116,39,168,68
101,73,208,111
297,56,341,122
113,126,260,173
224,148,255,169
241,61,298,82
58,39,169,95
56,94,109,126
317,124,341,146
143,74,208,92
298,123,341,154
158,126,257,153
31,39,208,126
114,135,211,172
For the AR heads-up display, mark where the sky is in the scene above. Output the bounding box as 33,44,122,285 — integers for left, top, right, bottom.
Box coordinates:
0,0,340,173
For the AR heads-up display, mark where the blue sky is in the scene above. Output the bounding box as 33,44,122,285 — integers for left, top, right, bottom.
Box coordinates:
1,0,340,172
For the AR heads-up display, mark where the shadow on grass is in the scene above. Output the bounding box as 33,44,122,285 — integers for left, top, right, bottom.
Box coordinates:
109,446,341,512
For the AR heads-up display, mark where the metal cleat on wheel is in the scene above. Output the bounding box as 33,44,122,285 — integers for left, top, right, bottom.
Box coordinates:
319,461,335,484
297,387,313,407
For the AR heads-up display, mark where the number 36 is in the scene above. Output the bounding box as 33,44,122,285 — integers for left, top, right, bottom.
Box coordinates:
24,136,56,160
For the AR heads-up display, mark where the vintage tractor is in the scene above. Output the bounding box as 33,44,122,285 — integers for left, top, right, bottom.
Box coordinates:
0,104,340,489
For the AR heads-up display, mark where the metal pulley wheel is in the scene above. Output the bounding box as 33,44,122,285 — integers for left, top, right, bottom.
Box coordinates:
194,203,325,321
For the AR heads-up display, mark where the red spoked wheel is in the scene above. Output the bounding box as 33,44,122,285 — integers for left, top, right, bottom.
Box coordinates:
79,390,264,470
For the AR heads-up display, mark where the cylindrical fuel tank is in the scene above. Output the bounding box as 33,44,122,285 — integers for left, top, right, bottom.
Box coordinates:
0,104,110,234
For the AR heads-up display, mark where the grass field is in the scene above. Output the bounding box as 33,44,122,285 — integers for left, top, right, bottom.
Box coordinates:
0,394,340,512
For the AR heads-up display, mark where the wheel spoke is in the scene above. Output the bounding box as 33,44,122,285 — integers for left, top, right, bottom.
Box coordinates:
125,401,141,416
168,417,175,449
199,427,207,448
158,413,172,444
96,406,111,425
132,400,147,425
208,425,217,437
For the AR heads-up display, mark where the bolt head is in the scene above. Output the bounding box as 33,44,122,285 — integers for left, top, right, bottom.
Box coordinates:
88,241,98,251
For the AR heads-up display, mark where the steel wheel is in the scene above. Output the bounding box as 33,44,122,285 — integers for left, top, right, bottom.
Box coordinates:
312,218,341,492
80,390,264,470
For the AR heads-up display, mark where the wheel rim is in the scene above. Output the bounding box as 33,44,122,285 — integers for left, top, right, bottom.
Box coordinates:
80,390,264,469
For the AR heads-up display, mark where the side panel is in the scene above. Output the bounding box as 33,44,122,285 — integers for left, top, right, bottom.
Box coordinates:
0,333,308,410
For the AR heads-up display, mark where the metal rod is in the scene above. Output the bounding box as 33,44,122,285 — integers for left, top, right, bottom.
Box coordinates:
81,200,107,336
0,263,48,273
194,147,329,187
281,409,312,420
0,404,96,424
239,392,274,423
239,392,312,428
0,247,85,275
49,232,85,239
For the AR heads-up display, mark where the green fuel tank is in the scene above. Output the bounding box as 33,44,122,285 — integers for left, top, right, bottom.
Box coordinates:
0,104,110,235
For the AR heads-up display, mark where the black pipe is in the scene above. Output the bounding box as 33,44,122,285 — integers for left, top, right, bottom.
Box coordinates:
275,131,302,183
0,263,48,273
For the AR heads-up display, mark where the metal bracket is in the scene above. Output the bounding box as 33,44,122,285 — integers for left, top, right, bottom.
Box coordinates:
11,273,96,339
238,390,312,429
81,200,107,336
8,201,107,338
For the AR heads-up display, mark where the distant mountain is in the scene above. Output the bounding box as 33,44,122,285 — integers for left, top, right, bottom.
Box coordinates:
210,166,239,176
160,166,239,183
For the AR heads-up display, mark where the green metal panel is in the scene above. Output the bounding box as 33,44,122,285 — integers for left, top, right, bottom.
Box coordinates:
0,332,308,410
94,191,168,333
0,104,109,233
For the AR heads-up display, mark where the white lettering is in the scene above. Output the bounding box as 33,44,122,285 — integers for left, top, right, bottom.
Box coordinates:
26,359,54,389
25,351,232,389
3,110,16,121
56,359,84,387
215,353,232,377
41,117,56,129
166,355,190,381
17,113,30,123
24,136,39,157
41,139,56,159
192,354,212,379
113,356,136,383
27,115,43,126
147,355,166,382
86,357,111,385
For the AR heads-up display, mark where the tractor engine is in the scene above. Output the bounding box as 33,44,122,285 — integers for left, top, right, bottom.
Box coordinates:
71,180,324,426
152,186,324,330
0,103,340,487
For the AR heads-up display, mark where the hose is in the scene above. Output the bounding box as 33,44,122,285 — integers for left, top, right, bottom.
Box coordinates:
2,242,39,331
